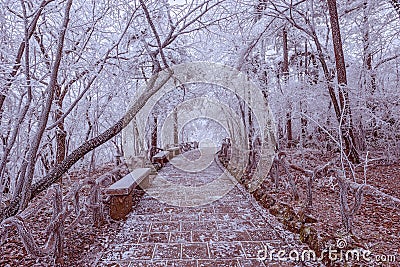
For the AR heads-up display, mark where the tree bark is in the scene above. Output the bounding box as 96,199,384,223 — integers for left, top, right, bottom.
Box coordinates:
326,0,360,163
282,27,293,148
54,85,67,164
150,114,158,160
286,110,293,148
282,27,289,80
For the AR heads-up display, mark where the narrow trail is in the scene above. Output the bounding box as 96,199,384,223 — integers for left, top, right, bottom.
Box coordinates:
96,149,310,266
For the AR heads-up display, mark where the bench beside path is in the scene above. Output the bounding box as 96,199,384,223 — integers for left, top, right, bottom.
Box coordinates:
96,150,310,266
104,168,151,220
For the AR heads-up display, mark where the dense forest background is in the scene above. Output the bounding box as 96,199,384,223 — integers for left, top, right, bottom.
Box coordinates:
0,0,399,264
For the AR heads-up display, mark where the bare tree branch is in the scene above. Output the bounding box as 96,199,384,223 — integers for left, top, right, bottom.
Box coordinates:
16,0,74,211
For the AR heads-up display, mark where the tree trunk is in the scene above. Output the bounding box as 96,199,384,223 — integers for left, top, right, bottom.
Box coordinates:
247,103,254,169
52,184,64,266
326,0,360,163
301,42,308,145
300,102,308,143
54,84,67,164
362,3,376,95
150,114,158,160
17,0,74,211
282,27,289,80
286,111,293,147
173,108,179,145
282,27,293,148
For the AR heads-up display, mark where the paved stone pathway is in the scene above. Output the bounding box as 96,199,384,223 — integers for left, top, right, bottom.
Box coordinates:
97,150,309,267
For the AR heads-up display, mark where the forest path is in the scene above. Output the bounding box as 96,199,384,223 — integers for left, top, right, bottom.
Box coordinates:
96,149,308,266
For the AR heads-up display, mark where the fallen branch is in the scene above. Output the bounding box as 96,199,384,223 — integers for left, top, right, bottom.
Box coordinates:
348,182,400,208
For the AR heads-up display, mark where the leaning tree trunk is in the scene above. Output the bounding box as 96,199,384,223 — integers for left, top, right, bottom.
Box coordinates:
326,0,360,164
0,66,173,223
